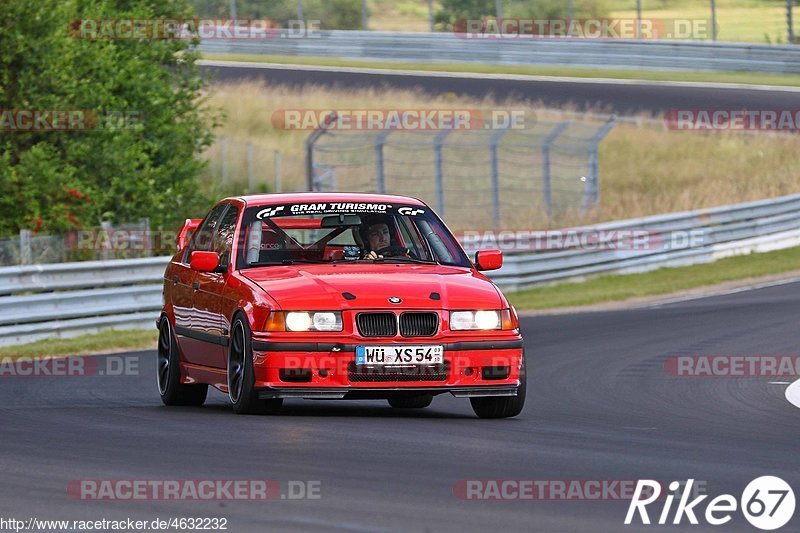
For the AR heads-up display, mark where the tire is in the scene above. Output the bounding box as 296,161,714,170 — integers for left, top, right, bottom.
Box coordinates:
157,317,208,406
228,316,283,415
388,394,433,409
470,355,527,419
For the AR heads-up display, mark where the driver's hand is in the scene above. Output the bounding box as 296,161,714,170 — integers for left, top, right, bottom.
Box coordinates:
365,250,383,260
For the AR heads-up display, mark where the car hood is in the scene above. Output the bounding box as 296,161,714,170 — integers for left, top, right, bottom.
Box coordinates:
241,264,503,310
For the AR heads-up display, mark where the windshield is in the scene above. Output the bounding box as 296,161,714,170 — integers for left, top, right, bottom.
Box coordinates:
235,202,471,269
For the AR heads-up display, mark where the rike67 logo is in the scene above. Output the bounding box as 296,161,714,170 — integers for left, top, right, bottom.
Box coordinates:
625,477,795,530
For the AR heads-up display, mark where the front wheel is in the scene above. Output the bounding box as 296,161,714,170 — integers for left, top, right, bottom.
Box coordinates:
470,357,526,419
157,317,208,406
228,317,283,415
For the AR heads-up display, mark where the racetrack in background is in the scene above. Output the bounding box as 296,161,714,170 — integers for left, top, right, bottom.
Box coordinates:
199,61,800,115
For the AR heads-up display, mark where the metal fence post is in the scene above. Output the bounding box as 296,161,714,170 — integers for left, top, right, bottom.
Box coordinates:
142,218,152,257
489,126,511,229
304,112,337,191
19,229,31,265
220,137,229,185
100,221,113,261
636,0,642,39
582,117,618,211
541,121,570,220
789,0,795,43
711,0,718,41
246,142,254,192
274,150,282,192
375,129,394,194
433,128,453,217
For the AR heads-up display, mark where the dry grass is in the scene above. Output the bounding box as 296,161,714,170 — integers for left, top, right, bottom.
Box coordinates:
368,0,437,31
610,4,790,44
203,81,800,229
364,0,791,44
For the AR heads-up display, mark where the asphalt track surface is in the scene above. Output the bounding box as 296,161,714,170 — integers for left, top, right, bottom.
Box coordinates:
199,62,800,115
2,283,800,532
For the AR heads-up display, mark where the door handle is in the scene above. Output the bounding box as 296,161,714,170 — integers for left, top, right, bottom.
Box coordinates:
192,281,199,290
172,275,179,285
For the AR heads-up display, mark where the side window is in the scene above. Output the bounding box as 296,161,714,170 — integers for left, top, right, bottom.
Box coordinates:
212,205,239,270
185,203,228,260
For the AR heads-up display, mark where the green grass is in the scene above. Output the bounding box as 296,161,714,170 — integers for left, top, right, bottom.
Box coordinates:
0,329,157,358
201,52,800,88
508,245,800,310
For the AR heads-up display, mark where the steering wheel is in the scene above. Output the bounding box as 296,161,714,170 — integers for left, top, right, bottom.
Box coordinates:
376,245,411,257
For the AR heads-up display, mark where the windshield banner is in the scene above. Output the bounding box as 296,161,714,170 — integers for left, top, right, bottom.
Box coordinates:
254,203,426,219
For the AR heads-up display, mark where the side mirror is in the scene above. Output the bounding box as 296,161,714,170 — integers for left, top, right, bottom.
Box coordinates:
475,249,502,271
190,251,220,272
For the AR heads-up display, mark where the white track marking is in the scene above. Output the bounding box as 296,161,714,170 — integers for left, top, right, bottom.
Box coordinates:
785,379,800,409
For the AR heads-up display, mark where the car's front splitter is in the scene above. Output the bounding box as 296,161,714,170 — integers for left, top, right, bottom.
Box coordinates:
256,385,520,400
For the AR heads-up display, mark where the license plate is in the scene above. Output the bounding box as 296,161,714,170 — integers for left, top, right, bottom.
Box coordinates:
356,345,444,366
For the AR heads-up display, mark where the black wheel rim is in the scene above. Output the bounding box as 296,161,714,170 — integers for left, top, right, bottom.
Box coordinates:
228,322,245,403
157,320,171,395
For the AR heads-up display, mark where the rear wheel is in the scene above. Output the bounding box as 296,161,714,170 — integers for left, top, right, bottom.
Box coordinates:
470,356,526,419
157,317,207,406
228,316,283,415
388,394,433,409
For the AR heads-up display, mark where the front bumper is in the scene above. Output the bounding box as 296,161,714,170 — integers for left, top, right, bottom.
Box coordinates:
250,337,524,392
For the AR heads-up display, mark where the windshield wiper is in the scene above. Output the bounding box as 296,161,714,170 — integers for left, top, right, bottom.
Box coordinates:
250,259,329,266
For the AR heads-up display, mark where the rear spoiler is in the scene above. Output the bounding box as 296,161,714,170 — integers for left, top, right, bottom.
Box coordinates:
177,218,202,250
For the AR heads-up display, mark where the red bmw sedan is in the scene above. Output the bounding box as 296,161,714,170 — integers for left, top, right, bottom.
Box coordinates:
158,193,525,418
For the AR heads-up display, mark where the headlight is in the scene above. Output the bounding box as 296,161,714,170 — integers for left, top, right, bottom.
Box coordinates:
282,311,343,332
450,310,502,331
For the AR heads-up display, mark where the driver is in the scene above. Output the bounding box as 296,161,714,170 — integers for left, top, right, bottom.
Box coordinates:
360,216,409,259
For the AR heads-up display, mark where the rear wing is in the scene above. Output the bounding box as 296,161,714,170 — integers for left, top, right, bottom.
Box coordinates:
177,218,202,250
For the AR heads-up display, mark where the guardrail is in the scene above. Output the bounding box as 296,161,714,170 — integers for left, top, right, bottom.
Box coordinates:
198,30,800,74
2,192,800,346
0,258,168,346
462,192,800,291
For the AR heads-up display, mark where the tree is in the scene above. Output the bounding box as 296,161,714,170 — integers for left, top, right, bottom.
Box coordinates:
0,0,218,236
